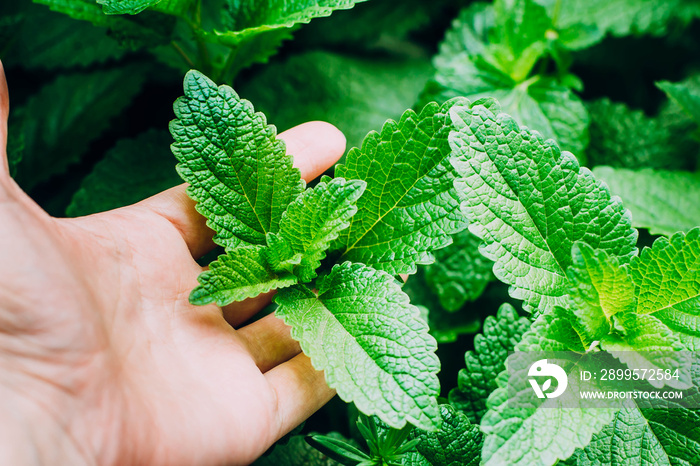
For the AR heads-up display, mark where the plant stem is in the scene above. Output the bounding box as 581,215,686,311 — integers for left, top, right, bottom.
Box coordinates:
171,41,195,68
219,46,240,83
551,0,562,26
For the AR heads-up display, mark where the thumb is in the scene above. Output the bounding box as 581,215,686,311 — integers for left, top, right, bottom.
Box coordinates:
0,60,9,180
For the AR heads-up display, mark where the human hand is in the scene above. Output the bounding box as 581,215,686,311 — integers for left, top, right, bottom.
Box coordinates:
0,63,342,466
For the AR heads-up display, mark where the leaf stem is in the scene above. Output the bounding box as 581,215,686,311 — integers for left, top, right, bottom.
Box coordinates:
219,46,240,83
551,0,563,27
171,41,195,68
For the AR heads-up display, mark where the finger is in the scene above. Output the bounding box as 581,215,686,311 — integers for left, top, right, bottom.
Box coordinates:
0,60,10,181
236,313,300,372
139,121,347,259
265,353,335,441
222,290,275,328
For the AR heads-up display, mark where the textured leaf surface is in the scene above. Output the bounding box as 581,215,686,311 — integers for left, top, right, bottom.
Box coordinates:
565,243,691,381
171,70,303,250
480,311,614,466
217,0,368,42
573,402,700,466
593,167,700,236
269,178,366,282
423,229,493,311
449,303,531,423
629,228,700,350
482,383,617,466
190,246,297,306
422,2,590,155
450,103,637,314
601,312,691,389
586,99,688,170
275,262,441,430
240,51,432,151
67,130,181,217
566,243,636,345
404,404,483,466
12,67,145,191
97,0,161,15
203,0,367,58
330,99,470,276
99,0,195,16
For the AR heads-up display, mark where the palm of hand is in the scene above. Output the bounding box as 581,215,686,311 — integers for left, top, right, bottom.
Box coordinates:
0,67,343,465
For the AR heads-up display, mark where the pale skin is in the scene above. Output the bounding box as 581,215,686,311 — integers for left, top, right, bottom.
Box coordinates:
0,62,341,465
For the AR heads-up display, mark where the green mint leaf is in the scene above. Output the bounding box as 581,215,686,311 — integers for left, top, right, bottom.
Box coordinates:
449,303,530,424
190,245,298,306
4,3,126,69
480,310,614,466
12,66,146,192
214,0,369,45
67,130,181,217
404,404,483,466
423,229,493,312
450,103,637,314
97,0,162,15
34,0,174,48
423,2,590,155
305,434,370,465
550,0,688,38
593,167,700,236
657,74,700,125
330,99,470,276
629,228,700,350
516,305,587,352
573,402,700,466
275,262,441,431
601,312,692,389
148,0,195,16
481,377,617,466
565,243,691,384
586,99,689,170
253,434,346,466
566,243,636,345
98,0,194,16
268,177,366,282
199,0,369,74
240,51,433,152
491,0,551,78
170,70,304,250
656,73,700,128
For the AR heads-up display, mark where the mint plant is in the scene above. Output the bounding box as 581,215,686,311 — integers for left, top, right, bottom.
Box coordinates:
33,0,369,81
170,70,474,430
448,100,700,465
172,70,700,465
